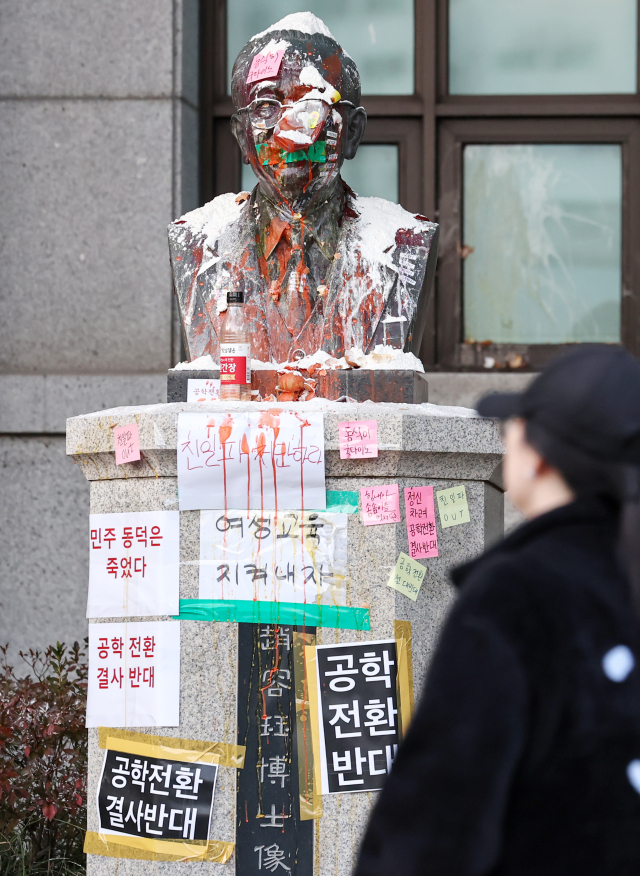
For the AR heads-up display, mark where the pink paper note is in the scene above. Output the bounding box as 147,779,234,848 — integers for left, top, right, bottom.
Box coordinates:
114,423,141,465
361,484,401,526
404,486,438,558
246,48,285,85
338,420,378,460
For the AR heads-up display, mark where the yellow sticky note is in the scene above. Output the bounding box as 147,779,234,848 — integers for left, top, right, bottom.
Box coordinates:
435,485,470,528
386,552,426,602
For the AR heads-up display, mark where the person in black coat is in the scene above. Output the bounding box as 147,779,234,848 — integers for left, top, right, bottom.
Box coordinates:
353,345,640,876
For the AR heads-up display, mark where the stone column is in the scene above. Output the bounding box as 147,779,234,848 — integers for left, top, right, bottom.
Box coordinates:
67,400,503,875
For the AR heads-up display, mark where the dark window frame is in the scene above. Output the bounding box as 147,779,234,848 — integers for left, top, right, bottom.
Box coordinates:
200,0,640,370
437,117,640,369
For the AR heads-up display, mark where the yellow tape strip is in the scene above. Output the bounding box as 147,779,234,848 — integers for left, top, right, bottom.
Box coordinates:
293,631,322,820
98,727,245,769
304,644,324,807
84,831,234,862
394,620,415,737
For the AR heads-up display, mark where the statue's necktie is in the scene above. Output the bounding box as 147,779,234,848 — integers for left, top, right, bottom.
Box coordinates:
275,221,315,339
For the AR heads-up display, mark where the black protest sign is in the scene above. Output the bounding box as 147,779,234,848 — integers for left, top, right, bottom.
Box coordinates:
236,623,313,876
315,640,400,793
98,750,218,841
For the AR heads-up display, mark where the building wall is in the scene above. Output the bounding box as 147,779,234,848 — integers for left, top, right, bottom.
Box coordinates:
0,0,199,664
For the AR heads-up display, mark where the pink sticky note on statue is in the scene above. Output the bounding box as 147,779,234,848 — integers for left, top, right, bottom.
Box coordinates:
404,486,438,559
246,48,285,85
361,484,401,526
114,423,141,465
338,420,378,460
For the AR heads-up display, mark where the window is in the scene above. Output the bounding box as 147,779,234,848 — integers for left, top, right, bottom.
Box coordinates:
201,0,640,369
449,0,637,96
463,144,622,346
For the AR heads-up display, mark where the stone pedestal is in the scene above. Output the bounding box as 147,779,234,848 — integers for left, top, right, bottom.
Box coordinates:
67,400,503,875
167,369,429,404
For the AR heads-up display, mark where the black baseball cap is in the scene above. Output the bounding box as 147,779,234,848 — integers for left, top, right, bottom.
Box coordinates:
476,345,640,463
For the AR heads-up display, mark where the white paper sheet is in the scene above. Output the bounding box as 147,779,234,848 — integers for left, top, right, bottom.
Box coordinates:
199,510,348,604
187,378,220,402
177,411,326,511
86,621,180,728
87,511,180,618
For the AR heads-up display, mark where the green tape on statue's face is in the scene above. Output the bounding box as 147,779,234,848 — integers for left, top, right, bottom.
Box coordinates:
255,140,327,166
173,598,370,630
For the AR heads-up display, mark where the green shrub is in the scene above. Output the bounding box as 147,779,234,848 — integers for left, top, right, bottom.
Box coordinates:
0,641,87,875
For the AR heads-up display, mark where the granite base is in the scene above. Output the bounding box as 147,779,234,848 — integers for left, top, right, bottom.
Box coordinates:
67,401,503,876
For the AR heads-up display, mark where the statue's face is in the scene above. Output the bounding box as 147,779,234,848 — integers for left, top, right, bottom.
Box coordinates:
232,40,361,204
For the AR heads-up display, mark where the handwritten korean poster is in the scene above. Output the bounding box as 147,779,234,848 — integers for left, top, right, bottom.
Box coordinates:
360,484,401,525
338,420,378,460
114,423,140,465
404,486,438,559
177,411,326,511
199,510,348,604
87,510,180,618
86,621,180,728
435,485,470,528
386,552,426,602
187,378,220,402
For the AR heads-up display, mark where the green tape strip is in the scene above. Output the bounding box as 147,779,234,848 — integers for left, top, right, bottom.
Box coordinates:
324,490,359,514
173,599,370,630
256,141,327,166
283,141,326,164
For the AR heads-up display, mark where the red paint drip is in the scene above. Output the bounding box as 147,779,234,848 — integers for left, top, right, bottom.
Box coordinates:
294,414,311,516
241,431,251,510
219,415,234,515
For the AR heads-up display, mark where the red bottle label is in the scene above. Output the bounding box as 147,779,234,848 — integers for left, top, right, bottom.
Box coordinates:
220,343,250,384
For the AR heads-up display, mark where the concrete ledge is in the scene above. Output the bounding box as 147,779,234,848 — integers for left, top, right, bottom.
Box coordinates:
66,400,504,485
426,372,536,409
0,374,166,434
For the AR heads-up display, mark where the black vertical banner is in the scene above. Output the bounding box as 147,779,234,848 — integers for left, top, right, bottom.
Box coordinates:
237,624,314,876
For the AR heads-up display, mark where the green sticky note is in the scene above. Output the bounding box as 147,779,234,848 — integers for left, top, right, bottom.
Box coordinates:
435,484,470,528
386,552,426,602
325,490,359,514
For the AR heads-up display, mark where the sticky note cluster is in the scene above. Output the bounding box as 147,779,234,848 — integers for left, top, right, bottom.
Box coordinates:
338,420,378,460
435,485,470,528
387,552,426,602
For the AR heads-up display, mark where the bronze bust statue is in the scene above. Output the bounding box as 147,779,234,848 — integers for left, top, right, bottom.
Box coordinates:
169,12,439,365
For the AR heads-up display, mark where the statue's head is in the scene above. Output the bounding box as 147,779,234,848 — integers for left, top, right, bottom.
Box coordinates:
230,13,367,207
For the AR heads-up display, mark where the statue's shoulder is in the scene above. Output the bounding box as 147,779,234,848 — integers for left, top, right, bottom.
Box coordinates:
350,195,438,241
168,191,248,247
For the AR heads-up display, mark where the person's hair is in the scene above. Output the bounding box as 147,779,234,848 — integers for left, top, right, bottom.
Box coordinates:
526,420,640,617
230,30,361,109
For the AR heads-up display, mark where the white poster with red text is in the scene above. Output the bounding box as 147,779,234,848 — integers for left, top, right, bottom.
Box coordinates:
87,511,180,618
177,411,326,511
86,621,180,728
